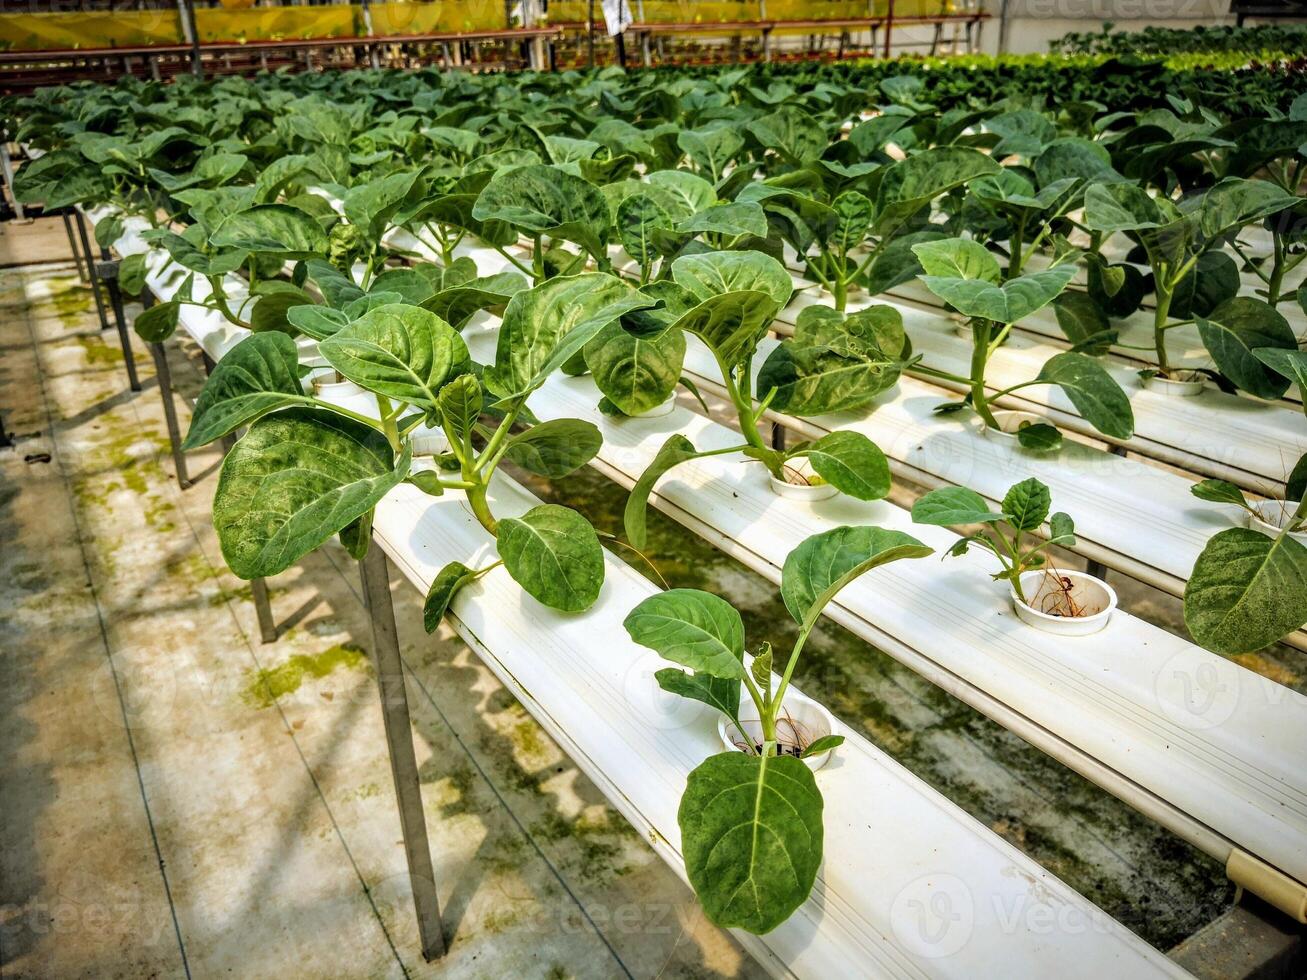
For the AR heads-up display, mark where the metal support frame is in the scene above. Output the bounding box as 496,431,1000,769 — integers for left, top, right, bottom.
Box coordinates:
61,211,86,282
72,210,111,331
358,541,446,961
95,256,141,392
143,291,191,489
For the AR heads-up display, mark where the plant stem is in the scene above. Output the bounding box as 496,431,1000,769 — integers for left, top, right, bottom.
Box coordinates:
970,319,1000,429
465,483,497,535
1153,277,1174,376
1268,232,1287,306
531,234,544,284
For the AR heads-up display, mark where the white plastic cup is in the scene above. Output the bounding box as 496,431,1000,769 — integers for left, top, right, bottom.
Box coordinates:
1009,569,1118,636
717,693,837,772
1247,499,1307,545
768,461,838,501
1140,371,1204,397
982,410,1048,442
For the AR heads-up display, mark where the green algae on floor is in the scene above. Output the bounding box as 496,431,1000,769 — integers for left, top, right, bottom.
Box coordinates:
74,333,123,367
240,643,371,709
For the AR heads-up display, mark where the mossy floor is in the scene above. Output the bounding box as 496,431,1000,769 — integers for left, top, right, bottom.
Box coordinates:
0,261,760,979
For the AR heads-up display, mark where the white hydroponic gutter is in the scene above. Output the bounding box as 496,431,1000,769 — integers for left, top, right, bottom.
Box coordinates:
98,213,1192,980
778,283,1307,496
678,330,1307,657
456,314,1307,919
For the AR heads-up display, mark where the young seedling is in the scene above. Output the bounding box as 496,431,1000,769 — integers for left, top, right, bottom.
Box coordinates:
911,478,1079,609
908,237,1134,450
622,250,903,549
623,525,932,934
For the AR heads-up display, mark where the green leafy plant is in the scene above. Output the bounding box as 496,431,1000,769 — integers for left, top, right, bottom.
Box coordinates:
1083,178,1300,394
908,238,1134,448
623,525,931,933
911,478,1081,610
181,275,647,616
622,250,902,548
1186,464,1307,653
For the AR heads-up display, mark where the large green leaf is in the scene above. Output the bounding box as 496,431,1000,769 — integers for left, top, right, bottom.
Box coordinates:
319,303,468,408
214,409,409,580
496,503,604,612
1036,351,1135,439
210,203,330,259
624,434,705,550
183,332,311,450
426,271,527,330
1196,298,1296,399
486,273,651,400
342,167,427,244
679,751,823,934
471,163,610,259
781,525,931,627
503,418,602,477
802,430,890,501
672,290,780,369
623,588,746,678
916,248,1076,324
678,127,744,181
1002,477,1051,531
873,146,1000,233
678,202,769,240
1082,182,1169,234
616,192,674,270
1197,178,1299,241
1184,527,1307,655
585,318,686,416
1253,347,1307,412
757,309,902,416
911,237,1000,283
912,486,1004,526
671,250,794,309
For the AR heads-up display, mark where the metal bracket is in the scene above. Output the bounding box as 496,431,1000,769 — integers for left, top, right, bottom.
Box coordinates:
95,256,141,392
71,210,111,332
358,540,446,961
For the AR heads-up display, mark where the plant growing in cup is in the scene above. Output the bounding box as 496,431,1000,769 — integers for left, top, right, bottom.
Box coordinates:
623,250,903,549
910,478,1116,632
907,238,1134,451
624,525,931,933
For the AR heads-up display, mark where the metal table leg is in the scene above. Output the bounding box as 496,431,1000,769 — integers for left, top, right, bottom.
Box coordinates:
140,291,189,488
61,211,87,282
358,541,446,961
72,210,110,331
96,259,141,392
150,341,191,489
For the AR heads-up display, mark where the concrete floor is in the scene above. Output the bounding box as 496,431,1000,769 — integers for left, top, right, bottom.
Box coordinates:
0,257,761,977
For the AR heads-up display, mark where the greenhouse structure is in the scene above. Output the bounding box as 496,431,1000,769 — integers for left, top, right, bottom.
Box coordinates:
1,3,1307,978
